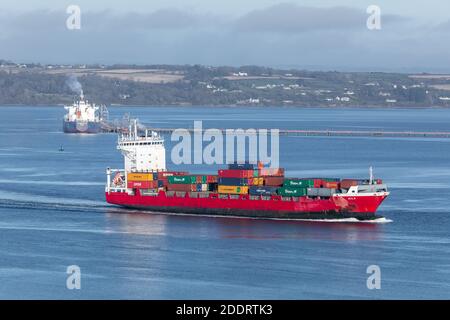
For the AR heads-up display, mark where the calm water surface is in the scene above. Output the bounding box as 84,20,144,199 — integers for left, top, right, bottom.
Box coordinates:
0,106,449,299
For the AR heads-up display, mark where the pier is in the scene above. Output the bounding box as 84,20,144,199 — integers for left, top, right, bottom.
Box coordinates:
148,128,450,138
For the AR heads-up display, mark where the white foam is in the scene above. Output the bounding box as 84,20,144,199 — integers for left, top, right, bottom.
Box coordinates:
271,217,393,224
111,208,393,224
0,189,105,207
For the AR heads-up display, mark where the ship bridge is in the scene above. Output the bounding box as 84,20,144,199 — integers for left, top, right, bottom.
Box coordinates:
117,120,166,173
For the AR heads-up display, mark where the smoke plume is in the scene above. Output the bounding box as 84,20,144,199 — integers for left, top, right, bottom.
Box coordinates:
66,74,83,97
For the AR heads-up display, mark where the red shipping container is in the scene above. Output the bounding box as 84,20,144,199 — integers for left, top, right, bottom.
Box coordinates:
166,184,192,192
127,180,158,189
206,175,218,183
263,176,285,186
313,179,325,188
218,169,253,178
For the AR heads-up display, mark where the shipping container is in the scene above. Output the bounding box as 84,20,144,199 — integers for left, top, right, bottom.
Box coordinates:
166,184,192,192
259,168,285,177
249,186,278,196
218,185,249,195
253,169,259,177
263,176,285,186
228,162,254,170
206,175,218,183
127,180,158,189
250,178,262,186
218,177,249,186
218,169,254,178
208,183,218,192
127,172,153,182
283,179,314,188
168,175,197,184
277,187,308,197
157,171,188,179
324,181,340,189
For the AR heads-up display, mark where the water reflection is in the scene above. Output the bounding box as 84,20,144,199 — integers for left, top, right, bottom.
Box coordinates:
105,208,386,242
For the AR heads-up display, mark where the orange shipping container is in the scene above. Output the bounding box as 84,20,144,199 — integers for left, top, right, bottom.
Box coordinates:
127,172,153,182
324,181,340,189
218,185,249,194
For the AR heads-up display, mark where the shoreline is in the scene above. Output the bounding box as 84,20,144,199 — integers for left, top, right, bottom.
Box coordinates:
0,103,449,110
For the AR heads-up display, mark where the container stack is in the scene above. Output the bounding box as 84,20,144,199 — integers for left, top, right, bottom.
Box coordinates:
125,163,378,199
166,174,218,193
277,178,341,197
217,164,254,194
127,171,188,191
127,172,159,189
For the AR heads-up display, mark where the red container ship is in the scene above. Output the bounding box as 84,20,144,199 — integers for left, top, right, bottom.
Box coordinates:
105,123,389,221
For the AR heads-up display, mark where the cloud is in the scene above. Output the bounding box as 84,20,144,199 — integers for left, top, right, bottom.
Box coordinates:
234,3,406,33
0,5,447,72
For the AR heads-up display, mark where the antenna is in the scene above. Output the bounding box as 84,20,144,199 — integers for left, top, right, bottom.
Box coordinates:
369,166,374,184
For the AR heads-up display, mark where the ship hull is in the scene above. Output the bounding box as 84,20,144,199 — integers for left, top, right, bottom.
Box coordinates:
63,120,101,134
105,190,388,221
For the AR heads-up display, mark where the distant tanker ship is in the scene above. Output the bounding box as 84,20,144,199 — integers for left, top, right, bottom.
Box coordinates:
63,94,103,134
105,122,389,221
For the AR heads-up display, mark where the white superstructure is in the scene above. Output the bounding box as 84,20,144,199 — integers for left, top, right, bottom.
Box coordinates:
117,120,166,172
64,94,100,122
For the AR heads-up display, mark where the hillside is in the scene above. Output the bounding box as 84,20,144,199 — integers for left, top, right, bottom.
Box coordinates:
1,60,450,107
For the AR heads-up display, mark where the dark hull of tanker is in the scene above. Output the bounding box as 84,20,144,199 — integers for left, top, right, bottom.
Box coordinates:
115,204,382,221
63,120,101,134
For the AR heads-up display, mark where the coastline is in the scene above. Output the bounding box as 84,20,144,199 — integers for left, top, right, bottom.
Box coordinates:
0,103,449,109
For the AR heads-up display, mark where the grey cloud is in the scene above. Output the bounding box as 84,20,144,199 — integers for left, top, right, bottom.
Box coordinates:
0,5,447,72
234,3,405,33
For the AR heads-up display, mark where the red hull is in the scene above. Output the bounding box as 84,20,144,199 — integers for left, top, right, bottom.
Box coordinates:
105,190,388,220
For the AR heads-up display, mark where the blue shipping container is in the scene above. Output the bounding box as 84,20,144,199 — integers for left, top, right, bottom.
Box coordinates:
218,177,248,186
249,186,278,196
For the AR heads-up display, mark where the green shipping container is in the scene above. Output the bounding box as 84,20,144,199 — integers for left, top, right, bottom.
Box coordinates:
253,169,259,177
277,187,308,197
168,175,196,184
283,179,314,188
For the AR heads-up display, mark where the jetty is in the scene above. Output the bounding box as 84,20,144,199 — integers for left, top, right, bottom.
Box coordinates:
148,128,450,138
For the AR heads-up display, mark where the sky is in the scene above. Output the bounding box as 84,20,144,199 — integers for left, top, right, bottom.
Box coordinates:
0,0,449,72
